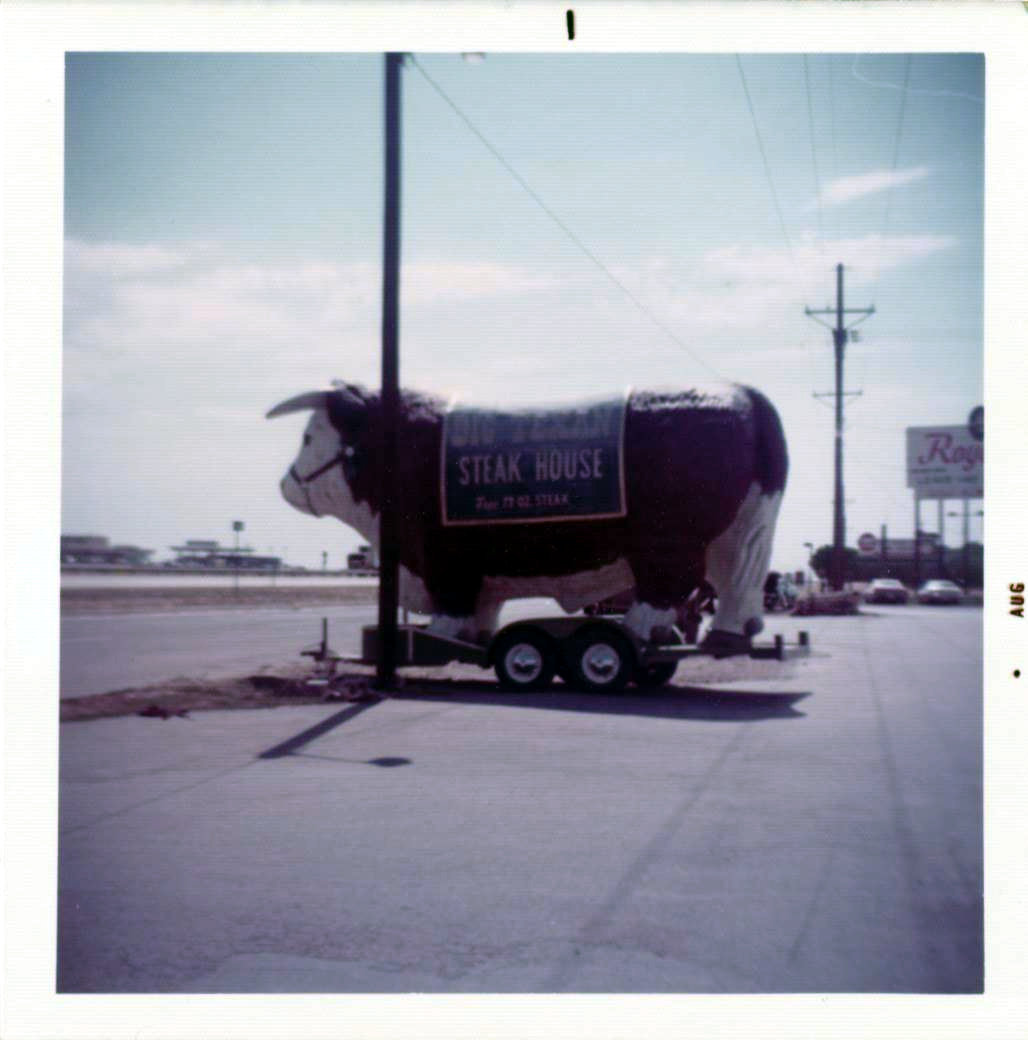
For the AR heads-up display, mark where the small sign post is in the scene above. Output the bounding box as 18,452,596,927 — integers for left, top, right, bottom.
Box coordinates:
231,520,244,593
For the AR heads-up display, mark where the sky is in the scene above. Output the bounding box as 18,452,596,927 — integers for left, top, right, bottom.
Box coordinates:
62,52,984,572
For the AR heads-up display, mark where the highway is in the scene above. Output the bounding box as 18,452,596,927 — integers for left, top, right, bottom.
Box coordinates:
59,597,562,699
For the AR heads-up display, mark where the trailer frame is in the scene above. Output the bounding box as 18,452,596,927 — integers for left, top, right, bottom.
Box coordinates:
345,615,810,693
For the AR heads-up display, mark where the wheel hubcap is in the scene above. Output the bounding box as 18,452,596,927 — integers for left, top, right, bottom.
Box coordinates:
505,643,543,683
581,643,621,684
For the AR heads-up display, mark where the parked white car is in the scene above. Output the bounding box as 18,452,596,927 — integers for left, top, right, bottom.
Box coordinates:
916,579,963,605
864,578,909,605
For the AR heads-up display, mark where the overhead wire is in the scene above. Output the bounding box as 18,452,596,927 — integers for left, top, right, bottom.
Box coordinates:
803,55,825,256
850,54,982,104
827,55,840,244
869,53,912,308
799,55,829,414
735,55,797,272
407,55,727,381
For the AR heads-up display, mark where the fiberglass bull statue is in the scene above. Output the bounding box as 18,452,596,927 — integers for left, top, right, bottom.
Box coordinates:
268,381,787,656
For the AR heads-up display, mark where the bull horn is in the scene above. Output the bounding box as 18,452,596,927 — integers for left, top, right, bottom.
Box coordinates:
265,391,330,419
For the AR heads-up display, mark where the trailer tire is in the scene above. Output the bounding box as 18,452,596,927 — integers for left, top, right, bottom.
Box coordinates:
634,661,678,689
564,626,635,693
492,626,557,691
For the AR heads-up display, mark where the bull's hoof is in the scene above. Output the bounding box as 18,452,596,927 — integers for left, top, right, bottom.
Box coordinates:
700,629,752,658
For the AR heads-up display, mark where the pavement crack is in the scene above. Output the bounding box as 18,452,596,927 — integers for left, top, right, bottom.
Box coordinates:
543,724,750,991
59,760,258,836
858,621,971,991
787,848,835,963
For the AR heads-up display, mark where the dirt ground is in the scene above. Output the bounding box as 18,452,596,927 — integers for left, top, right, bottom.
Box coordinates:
59,653,796,723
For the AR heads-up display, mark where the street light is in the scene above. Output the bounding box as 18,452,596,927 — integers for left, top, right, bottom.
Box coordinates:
947,507,983,588
231,520,244,593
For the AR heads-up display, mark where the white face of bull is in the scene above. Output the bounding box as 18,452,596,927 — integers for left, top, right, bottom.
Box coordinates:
279,409,354,517
273,398,379,545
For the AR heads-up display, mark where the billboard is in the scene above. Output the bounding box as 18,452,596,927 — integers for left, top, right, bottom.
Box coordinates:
441,397,627,526
906,426,983,500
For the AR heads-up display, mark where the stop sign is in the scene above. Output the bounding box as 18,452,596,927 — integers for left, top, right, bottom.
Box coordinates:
858,532,877,553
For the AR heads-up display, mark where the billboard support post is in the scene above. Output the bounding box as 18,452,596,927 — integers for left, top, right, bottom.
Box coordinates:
913,494,921,589
963,498,970,588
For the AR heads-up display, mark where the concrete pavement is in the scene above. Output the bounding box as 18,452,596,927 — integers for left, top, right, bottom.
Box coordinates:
57,606,982,993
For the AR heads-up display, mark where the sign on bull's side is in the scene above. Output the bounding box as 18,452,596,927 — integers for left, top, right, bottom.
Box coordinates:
442,396,628,525
906,425,983,500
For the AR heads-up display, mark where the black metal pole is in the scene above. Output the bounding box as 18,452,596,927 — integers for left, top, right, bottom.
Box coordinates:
962,498,970,588
376,52,403,689
913,495,921,588
831,263,846,591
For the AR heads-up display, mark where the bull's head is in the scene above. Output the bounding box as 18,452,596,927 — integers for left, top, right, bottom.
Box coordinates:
266,382,374,523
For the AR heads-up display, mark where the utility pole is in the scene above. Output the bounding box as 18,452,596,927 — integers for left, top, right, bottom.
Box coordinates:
806,263,874,591
376,52,403,689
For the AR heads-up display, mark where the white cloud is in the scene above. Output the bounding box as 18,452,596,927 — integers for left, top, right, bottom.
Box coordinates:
815,166,932,208
63,241,553,363
606,233,956,342
64,239,191,276
61,232,958,420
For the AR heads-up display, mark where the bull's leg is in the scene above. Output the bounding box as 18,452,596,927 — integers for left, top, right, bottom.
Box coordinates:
624,541,706,643
471,598,503,644
423,567,483,643
702,482,783,656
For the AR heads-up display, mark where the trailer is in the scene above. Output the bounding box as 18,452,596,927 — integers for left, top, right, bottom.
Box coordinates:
305,615,810,693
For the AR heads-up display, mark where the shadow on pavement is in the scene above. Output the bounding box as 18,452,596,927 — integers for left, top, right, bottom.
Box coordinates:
255,681,808,761
258,699,382,759
392,680,809,723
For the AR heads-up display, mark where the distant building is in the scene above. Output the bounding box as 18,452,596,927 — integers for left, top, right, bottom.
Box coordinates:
168,539,283,571
346,544,379,572
61,534,154,566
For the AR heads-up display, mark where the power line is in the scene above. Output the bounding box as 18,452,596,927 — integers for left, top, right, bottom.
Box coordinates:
407,55,726,381
870,54,912,306
850,54,982,104
735,55,796,270
827,56,840,244
803,55,825,254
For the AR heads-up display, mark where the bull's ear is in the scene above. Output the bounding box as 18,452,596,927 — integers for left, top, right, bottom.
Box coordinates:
327,384,368,436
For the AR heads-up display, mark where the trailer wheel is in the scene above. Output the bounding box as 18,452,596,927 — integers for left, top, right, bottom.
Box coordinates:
492,627,556,691
564,626,635,693
634,661,678,689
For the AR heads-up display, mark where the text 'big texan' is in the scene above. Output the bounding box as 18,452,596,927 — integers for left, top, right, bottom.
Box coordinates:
268,381,787,656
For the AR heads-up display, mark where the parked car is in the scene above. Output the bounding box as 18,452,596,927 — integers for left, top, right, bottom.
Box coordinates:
763,571,798,612
864,578,909,604
916,579,963,605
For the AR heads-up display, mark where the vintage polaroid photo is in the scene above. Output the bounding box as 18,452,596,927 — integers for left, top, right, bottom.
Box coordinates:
3,2,1025,1038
